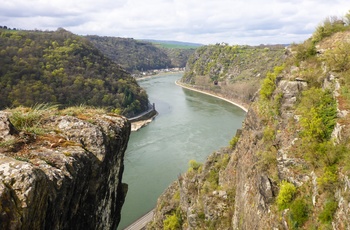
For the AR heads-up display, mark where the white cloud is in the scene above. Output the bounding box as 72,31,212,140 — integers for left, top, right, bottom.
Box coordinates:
1,0,350,45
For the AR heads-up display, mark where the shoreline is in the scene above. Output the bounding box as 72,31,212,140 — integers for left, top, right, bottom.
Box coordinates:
175,80,249,113
135,70,184,81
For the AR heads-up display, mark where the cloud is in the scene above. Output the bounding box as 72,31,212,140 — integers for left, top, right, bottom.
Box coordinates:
1,0,350,45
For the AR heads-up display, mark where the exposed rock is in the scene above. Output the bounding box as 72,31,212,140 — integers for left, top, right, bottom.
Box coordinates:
0,111,130,230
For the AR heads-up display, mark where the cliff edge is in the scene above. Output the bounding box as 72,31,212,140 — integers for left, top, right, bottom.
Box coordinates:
148,15,350,230
0,108,130,230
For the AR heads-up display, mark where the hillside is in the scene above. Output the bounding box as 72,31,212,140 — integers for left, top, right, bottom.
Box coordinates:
0,28,148,117
86,36,197,75
149,13,350,229
181,44,287,107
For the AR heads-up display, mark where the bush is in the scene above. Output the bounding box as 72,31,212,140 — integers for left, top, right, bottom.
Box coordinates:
163,213,181,230
276,181,296,210
312,16,347,43
324,41,350,72
289,198,309,229
229,136,239,149
317,165,339,191
260,65,284,101
294,39,317,62
298,88,337,142
188,159,203,172
319,198,338,223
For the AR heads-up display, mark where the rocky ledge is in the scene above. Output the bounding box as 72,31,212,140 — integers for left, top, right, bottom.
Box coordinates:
0,111,130,230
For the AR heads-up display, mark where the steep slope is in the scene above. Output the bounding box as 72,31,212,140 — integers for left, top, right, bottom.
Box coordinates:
181,44,287,107
149,15,350,229
86,36,197,75
0,106,130,229
0,28,148,117
86,36,172,72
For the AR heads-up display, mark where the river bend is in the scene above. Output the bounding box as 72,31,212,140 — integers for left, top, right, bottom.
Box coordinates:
118,73,246,229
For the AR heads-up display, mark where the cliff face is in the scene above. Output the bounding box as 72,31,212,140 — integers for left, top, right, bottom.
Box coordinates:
149,20,350,229
0,110,130,230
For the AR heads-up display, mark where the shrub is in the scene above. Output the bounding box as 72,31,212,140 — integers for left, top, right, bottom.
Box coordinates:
289,198,309,229
276,181,296,210
298,88,337,142
188,159,203,172
324,41,350,72
312,16,347,43
229,136,239,149
319,198,338,223
163,213,181,230
317,165,339,191
260,65,284,101
294,39,317,62
263,126,275,142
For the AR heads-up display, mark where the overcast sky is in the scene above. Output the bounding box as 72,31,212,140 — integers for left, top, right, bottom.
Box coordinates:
1,0,350,45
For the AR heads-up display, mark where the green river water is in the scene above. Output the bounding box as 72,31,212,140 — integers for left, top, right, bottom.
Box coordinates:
118,73,246,229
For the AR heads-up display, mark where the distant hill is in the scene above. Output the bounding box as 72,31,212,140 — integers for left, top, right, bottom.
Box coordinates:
140,39,203,49
86,36,199,74
0,28,149,117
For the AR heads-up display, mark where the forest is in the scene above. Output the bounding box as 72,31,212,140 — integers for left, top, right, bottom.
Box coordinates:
86,36,198,74
0,28,149,117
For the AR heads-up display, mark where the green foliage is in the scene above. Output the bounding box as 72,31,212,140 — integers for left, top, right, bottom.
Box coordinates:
260,65,284,101
229,136,239,149
0,29,149,117
163,213,181,230
263,126,276,142
298,88,337,142
317,165,339,191
318,198,338,223
188,159,203,172
288,198,309,229
276,181,296,210
312,16,348,43
293,39,317,62
324,41,350,72
86,36,196,72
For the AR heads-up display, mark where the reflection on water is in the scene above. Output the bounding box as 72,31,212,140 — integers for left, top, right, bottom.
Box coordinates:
118,73,246,229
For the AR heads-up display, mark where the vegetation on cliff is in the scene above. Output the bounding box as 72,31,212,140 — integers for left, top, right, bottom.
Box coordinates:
149,11,350,229
0,106,130,229
181,43,286,106
0,28,148,117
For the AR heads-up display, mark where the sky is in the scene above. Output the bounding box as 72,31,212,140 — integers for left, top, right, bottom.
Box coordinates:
1,0,350,45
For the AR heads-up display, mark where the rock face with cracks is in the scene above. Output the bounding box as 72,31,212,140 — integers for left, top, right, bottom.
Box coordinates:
0,111,130,230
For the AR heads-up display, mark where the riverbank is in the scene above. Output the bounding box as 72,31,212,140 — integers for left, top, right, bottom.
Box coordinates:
134,69,185,81
175,80,249,112
129,70,184,131
129,108,158,132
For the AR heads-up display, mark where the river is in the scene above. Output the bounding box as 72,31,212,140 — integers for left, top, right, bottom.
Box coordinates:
118,72,246,229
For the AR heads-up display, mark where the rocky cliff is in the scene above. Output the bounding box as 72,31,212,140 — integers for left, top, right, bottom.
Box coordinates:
149,15,350,230
0,107,130,230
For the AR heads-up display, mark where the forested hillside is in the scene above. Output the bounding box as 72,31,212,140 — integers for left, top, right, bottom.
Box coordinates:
86,36,197,74
0,28,148,117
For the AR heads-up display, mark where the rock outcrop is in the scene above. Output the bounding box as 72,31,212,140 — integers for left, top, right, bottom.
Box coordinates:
148,23,350,229
0,111,130,230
